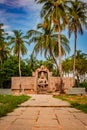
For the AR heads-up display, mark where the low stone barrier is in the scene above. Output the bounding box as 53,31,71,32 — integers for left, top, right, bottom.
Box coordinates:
67,87,86,95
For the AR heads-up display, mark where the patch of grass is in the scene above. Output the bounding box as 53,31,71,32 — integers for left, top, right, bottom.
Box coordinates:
54,95,87,113
0,94,30,117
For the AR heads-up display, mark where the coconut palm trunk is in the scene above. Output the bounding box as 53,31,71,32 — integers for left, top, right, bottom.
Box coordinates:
18,49,21,77
58,21,63,93
49,43,59,71
73,30,77,86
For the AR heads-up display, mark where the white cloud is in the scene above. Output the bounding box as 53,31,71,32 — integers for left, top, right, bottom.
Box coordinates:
6,31,13,35
2,25,10,29
1,23,13,35
4,0,41,11
0,10,7,23
0,0,5,4
0,0,42,34
83,0,87,2
5,0,18,7
18,0,41,11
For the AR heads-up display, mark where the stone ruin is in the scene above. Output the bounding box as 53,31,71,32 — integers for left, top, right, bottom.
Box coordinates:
11,66,74,95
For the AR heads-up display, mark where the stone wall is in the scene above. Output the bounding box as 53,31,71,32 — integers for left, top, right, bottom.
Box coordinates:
11,66,74,95
48,77,74,93
11,77,36,95
11,76,74,95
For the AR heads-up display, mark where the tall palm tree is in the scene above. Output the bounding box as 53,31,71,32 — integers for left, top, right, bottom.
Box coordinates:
0,23,10,66
27,17,70,75
35,0,68,92
8,30,28,76
67,0,87,84
0,43,10,66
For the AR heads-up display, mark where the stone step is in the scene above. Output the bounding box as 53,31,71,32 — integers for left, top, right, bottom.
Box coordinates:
67,87,86,95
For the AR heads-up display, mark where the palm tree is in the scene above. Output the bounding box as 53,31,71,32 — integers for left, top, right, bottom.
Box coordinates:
0,23,10,66
27,17,70,74
35,0,69,92
26,54,38,72
8,30,28,76
67,0,87,84
44,56,54,72
0,43,10,66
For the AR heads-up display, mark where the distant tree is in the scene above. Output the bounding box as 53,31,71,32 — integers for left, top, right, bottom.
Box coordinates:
68,0,87,82
75,50,87,76
44,56,54,72
25,54,38,74
0,56,32,88
0,23,10,66
8,30,28,76
62,57,73,77
37,60,44,68
62,50,87,82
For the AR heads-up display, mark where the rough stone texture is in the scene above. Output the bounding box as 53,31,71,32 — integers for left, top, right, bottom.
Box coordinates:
67,87,86,95
11,66,74,95
0,94,87,130
19,94,70,107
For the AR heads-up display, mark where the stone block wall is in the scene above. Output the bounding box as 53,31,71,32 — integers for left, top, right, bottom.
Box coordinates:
11,76,74,95
49,77,74,93
11,77,36,95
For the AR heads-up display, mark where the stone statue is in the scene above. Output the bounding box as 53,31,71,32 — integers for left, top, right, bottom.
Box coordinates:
38,71,48,86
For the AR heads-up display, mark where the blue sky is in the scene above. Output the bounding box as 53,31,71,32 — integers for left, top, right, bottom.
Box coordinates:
0,0,87,60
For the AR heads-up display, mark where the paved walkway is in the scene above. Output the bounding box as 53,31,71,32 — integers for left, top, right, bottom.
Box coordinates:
0,94,87,130
20,94,70,107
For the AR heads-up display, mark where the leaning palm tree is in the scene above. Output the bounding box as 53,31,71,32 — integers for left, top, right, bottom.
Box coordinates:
27,17,70,69
27,17,70,93
67,0,87,84
8,30,28,76
35,0,68,92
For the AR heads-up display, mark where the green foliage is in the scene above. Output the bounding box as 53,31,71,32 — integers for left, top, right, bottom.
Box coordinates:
43,56,54,72
62,57,73,74
0,23,10,65
79,82,87,92
0,56,32,88
0,94,30,117
0,56,18,87
71,103,87,113
8,30,29,76
76,51,87,75
25,54,39,74
52,68,59,76
62,50,87,77
27,16,70,73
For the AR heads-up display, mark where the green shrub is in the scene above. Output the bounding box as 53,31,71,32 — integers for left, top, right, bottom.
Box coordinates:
79,82,87,91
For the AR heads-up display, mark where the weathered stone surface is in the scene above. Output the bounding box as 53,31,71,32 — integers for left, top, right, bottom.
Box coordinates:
11,66,74,95
19,94,70,107
0,94,87,130
67,87,86,95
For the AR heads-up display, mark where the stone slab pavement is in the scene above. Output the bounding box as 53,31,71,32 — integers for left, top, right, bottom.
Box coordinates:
0,94,87,130
19,94,71,107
